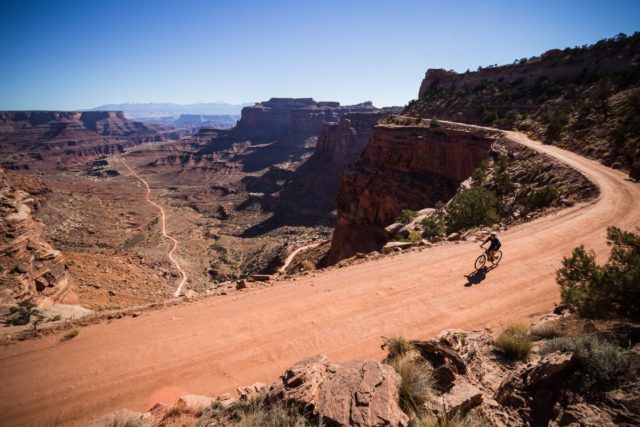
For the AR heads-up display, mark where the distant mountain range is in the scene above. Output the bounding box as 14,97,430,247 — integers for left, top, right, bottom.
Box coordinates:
89,102,252,119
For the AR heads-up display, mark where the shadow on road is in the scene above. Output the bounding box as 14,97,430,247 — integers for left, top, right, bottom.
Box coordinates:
464,265,497,287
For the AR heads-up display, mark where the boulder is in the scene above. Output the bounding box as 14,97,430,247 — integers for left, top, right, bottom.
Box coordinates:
424,380,483,418
384,223,404,235
236,279,248,290
447,232,461,241
382,241,413,254
269,355,409,427
412,340,467,374
237,382,267,401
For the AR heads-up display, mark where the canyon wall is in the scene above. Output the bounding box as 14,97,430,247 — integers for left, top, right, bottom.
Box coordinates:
230,98,379,143
326,122,497,264
0,111,177,169
0,168,77,306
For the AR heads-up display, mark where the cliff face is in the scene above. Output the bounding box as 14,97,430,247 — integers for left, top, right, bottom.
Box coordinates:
0,168,77,306
409,33,640,178
0,111,176,169
326,122,497,263
230,98,378,144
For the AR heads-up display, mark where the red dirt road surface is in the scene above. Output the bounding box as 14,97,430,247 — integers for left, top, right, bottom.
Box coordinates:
1,130,638,426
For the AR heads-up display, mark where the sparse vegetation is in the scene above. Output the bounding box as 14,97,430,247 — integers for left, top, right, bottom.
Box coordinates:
557,227,640,320
199,395,324,427
392,356,433,413
445,187,499,233
108,416,146,427
3,300,43,327
397,209,419,224
523,186,560,211
542,335,628,390
429,117,440,128
61,328,80,341
493,324,532,360
529,321,563,339
381,336,415,361
421,215,445,239
300,259,315,271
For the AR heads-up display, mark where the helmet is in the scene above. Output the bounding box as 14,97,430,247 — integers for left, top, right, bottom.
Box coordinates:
490,231,498,237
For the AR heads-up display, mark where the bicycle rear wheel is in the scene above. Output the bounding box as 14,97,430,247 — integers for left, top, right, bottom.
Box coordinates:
491,251,503,265
474,254,486,270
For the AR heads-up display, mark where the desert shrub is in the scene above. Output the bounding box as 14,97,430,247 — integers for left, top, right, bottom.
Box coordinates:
421,216,445,239
397,209,418,224
529,321,563,339
200,395,322,427
542,335,628,390
409,230,423,244
523,186,560,211
492,155,514,197
543,108,569,140
381,336,415,361
445,188,499,233
108,417,145,427
493,324,532,360
557,227,640,320
3,300,42,326
300,259,315,271
61,328,80,342
429,117,440,128
392,357,433,413
470,160,490,187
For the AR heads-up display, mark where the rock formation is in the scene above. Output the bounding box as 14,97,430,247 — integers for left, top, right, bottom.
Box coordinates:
0,167,76,305
0,111,177,169
326,120,497,263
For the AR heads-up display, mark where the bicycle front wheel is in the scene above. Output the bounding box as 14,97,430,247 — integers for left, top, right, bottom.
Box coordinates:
474,254,486,270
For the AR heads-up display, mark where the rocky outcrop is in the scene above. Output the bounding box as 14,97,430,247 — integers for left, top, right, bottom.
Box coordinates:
269,354,409,427
230,98,379,143
0,168,76,305
326,121,497,263
0,111,177,168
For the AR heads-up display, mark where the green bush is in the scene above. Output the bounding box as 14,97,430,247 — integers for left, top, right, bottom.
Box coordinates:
445,188,499,233
397,209,419,224
529,321,563,339
471,160,490,187
392,357,433,413
542,335,628,390
421,216,445,239
557,227,640,320
493,324,532,360
429,117,440,128
3,300,42,327
492,155,514,197
523,186,560,211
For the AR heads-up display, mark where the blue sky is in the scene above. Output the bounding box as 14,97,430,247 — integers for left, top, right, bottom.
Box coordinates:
1,0,639,110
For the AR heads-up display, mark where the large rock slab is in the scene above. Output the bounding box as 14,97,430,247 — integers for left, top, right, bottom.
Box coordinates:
269,354,409,427
424,379,483,418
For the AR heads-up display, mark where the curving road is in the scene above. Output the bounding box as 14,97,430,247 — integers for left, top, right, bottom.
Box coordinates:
0,131,638,426
277,241,325,274
119,157,188,297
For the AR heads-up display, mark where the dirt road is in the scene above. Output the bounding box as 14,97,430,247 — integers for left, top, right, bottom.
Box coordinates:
1,131,638,426
119,157,188,297
277,241,325,274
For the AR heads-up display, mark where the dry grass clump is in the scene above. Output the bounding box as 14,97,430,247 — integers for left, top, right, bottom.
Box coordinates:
529,321,563,339
493,324,532,360
300,259,315,271
381,336,415,361
61,328,80,342
392,356,433,413
199,395,324,427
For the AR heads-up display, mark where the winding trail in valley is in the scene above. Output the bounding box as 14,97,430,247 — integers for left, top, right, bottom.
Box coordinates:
119,157,188,297
0,129,638,426
278,241,325,274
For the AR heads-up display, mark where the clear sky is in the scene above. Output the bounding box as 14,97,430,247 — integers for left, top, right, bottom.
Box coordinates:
1,0,639,110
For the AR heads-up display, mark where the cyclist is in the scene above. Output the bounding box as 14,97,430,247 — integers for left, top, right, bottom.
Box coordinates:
480,231,501,262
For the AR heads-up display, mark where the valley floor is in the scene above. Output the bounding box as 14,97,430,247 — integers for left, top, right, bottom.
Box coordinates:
0,130,638,426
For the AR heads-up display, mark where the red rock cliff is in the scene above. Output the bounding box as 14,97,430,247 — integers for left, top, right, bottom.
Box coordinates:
326,121,497,264
0,168,77,305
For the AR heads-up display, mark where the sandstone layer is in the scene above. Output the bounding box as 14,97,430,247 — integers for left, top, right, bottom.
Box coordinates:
0,167,76,305
327,121,497,263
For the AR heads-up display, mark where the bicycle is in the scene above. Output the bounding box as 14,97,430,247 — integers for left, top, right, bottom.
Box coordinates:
474,246,502,270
